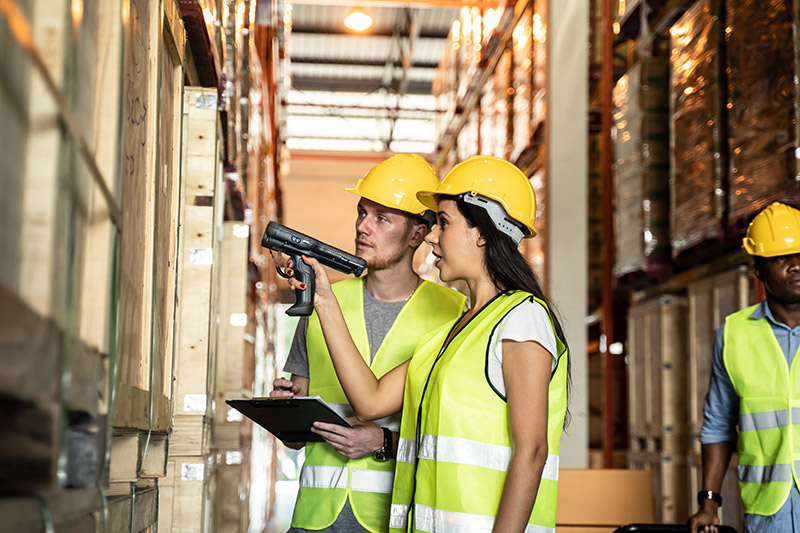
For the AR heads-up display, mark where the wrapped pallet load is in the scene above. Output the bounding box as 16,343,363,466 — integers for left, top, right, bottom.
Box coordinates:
613,57,671,281
669,0,727,259
726,0,799,229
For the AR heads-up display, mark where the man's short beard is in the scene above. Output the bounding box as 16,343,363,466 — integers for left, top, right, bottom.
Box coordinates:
365,245,408,271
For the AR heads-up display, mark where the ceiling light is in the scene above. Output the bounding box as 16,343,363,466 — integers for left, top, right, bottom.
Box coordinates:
344,7,372,31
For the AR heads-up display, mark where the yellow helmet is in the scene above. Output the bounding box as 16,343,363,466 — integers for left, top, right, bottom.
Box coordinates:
417,155,537,242
743,202,800,257
345,154,439,216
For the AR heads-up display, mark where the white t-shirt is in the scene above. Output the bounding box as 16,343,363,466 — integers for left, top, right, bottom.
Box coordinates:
486,299,558,397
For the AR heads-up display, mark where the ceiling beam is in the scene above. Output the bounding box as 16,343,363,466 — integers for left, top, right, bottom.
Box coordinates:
287,102,442,114
291,76,432,94
290,25,450,39
289,0,496,8
290,56,439,69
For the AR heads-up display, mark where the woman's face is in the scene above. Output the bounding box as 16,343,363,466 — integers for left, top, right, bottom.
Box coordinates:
424,199,484,282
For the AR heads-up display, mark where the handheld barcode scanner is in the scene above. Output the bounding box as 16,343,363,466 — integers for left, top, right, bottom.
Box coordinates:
261,221,367,316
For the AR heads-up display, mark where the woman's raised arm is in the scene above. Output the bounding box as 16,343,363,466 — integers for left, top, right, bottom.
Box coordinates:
286,255,407,420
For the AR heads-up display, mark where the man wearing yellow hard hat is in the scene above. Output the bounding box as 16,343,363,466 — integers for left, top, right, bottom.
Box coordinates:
270,154,465,533
689,202,800,533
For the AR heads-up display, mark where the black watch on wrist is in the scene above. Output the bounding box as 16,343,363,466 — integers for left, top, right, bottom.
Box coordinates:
373,427,393,462
697,490,723,508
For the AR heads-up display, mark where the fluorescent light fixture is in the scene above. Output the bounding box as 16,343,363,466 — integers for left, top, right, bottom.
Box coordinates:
344,7,373,31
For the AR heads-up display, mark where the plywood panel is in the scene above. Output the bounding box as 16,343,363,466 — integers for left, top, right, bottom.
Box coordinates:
173,88,219,429
153,28,184,400
117,0,159,392
16,0,68,322
172,459,208,533
628,296,688,441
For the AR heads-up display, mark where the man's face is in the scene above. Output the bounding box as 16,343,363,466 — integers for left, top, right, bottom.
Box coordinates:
756,253,800,305
354,198,416,271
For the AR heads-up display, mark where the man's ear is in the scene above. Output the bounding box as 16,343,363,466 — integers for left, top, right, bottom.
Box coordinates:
752,259,764,282
408,222,427,248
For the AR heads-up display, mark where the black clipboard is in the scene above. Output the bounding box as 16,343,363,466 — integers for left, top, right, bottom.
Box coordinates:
225,397,352,443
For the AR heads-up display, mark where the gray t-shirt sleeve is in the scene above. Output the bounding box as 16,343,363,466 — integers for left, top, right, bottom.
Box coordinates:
283,316,310,378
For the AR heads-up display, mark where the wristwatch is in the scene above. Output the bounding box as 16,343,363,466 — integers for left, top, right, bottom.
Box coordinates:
697,490,723,508
373,427,393,462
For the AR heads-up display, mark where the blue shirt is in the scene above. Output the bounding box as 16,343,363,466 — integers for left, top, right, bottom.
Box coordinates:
701,301,800,532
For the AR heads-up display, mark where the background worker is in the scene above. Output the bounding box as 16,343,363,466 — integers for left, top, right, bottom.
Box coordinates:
270,153,466,533
290,156,570,532
689,202,800,533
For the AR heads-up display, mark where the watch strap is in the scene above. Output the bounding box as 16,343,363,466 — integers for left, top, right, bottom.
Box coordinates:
697,490,723,507
373,427,393,461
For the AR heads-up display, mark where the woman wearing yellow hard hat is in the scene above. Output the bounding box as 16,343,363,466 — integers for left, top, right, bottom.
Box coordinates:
288,155,570,532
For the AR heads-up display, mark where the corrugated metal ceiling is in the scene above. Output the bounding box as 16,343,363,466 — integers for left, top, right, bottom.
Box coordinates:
285,2,458,153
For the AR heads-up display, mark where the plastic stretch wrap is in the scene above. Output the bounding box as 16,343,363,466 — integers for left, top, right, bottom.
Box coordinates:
613,59,671,277
669,0,726,255
726,0,798,227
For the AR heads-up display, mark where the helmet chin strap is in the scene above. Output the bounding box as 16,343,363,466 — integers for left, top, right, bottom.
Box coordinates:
458,192,526,245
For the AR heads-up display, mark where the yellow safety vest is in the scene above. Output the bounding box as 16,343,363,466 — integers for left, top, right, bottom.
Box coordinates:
723,304,800,515
390,290,568,533
291,277,466,533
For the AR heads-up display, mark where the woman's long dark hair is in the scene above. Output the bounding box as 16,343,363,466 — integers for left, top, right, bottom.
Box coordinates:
445,194,572,423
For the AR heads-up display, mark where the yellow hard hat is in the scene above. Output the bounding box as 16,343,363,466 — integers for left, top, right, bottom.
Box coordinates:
743,202,800,257
345,154,439,216
417,155,537,240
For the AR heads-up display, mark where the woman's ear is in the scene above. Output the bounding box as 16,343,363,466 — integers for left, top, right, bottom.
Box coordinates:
475,229,486,248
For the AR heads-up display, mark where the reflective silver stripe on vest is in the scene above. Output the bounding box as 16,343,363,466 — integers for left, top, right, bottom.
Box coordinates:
417,434,559,480
738,463,793,484
413,503,554,533
350,468,394,494
739,409,789,432
299,465,348,489
327,402,401,431
792,407,800,423
390,503,409,530
397,437,416,464
541,453,559,482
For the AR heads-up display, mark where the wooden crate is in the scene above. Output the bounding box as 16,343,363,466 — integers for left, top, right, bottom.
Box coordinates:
160,456,215,533
628,450,680,523
212,453,251,533
213,222,250,425
687,266,752,434
174,86,219,417
659,452,689,523
169,87,220,470
0,0,120,494
628,295,688,442
114,0,185,433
